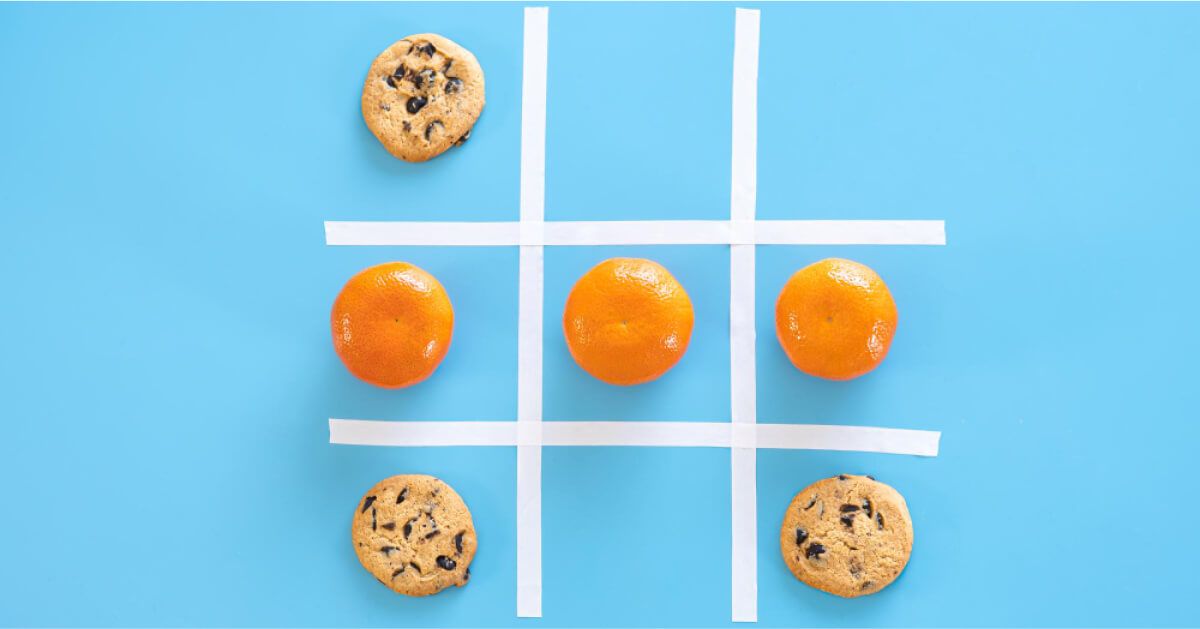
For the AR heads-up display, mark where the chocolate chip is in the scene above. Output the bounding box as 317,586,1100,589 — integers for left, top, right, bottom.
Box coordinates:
875,512,885,530
840,514,855,528
394,63,407,78
381,522,396,531
463,567,471,582
443,60,453,73
861,581,874,590
403,519,415,538
385,75,398,89
837,474,848,481
805,543,826,560
795,527,808,546
436,555,456,570
425,120,444,141
397,488,408,504
413,69,435,90
409,562,421,574
402,121,411,133
371,508,377,530
866,475,876,481
414,42,436,57
849,559,863,578
406,96,427,114
454,532,464,555
361,496,377,513
840,504,860,513
803,496,817,510
380,546,397,555
445,77,463,94
454,128,471,146
862,499,873,518
391,567,405,578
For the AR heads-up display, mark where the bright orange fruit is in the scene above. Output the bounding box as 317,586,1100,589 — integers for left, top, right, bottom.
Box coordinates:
563,258,694,386
775,258,897,381
331,262,454,388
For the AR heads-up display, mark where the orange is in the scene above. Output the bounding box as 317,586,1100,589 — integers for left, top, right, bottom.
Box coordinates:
563,258,694,386
331,262,454,388
775,258,897,381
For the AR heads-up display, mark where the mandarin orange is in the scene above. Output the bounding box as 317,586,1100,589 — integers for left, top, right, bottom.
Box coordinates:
331,262,454,388
775,258,897,381
563,258,694,386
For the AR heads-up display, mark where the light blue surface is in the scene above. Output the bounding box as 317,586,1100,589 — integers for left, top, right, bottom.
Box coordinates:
1,2,1198,627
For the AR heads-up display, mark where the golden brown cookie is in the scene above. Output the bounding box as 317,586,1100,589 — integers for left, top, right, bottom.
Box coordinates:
361,34,485,162
779,474,913,597
351,474,477,596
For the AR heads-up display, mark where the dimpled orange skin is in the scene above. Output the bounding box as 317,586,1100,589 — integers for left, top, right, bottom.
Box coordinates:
775,258,898,381
563,258,695,386
331,262,454,389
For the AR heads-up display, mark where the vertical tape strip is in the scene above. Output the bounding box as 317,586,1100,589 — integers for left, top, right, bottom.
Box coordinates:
730,7,760,624
517,6,549,620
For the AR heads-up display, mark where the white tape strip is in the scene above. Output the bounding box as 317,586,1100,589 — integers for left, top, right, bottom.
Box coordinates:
325,221,518,246
329,419,516,446
544,220,732,245
730,8,760,622
324,219,946,247
754,219,947,245
757,423,941,456
329,419,942,457
517,6,549,620
545,421,730,447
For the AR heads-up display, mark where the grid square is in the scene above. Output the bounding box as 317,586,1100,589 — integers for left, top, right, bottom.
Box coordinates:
542,245,731,422
541,447,730,624
325,3,524,223
756,448,939,626
755,246,952,430
324,247,518,421
545,4,733,222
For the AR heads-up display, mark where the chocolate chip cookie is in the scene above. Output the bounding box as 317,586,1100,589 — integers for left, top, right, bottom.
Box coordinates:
361,34,485,162
351,474,477,596
780,474,913,598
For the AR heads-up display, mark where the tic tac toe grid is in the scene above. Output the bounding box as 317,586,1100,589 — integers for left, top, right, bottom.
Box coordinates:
325,7,945,623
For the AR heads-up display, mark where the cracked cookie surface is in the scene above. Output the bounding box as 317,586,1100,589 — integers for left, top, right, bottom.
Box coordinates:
361,33,485,162
351,474,477,596
779,474,913,597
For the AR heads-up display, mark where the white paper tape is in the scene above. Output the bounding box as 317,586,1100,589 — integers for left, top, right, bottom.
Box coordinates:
329,419,515,446
754,219,947,246
544,220,732,245
757,423,942,456
520,9,548,228
544,421,730,447
328,419,941,457
324,221,519,246
324,219,947,247
516,6,549,620
729,7,761,623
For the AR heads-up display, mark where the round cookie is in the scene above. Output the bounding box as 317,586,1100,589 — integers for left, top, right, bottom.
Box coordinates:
351,474,477,596
362,34,485,162
779,474,913,598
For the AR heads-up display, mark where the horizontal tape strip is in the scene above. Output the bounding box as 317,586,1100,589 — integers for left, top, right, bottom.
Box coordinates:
324,220,946,247
328,419,940,457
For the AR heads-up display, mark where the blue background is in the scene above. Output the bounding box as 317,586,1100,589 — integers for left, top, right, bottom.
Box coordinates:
1,2,1198,627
